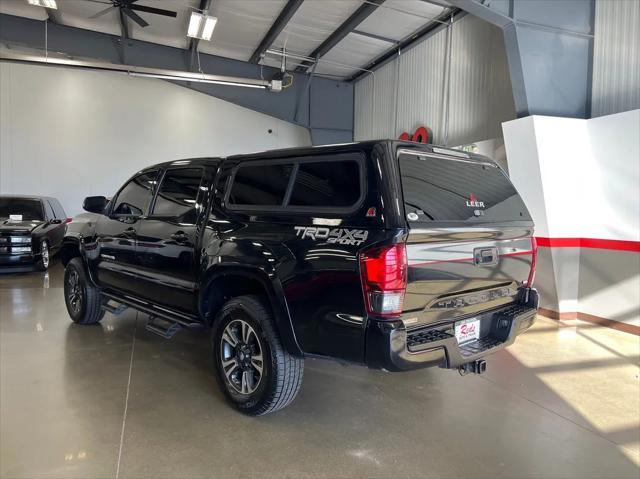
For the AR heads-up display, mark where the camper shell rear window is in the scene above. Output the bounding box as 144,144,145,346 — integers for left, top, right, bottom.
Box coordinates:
398,149,532,223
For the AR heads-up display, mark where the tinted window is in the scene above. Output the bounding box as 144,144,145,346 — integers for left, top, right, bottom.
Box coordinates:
229,163,293,206
44,201,56,220
0,198,43,221
289,160,361,208
112,171,158,216
152,168,204,223
50,199,66,219
399,153,532,223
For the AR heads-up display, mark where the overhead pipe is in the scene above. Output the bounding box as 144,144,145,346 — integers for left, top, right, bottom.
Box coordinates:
0,50,281,91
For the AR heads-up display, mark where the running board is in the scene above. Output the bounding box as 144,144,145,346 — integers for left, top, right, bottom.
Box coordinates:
145,316,182,339
101,301,128,316
101,292,204,332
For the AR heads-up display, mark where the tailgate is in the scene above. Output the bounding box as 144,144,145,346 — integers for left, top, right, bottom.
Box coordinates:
396,148,535,328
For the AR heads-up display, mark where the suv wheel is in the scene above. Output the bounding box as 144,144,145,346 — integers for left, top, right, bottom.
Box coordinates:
64,258,104,325
212,295,304,416
35,240,49,271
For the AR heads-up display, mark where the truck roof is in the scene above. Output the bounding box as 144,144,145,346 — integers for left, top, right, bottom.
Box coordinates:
136,140,494,173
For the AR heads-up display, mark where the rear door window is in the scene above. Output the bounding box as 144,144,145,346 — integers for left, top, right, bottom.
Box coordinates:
399,151,531,223
152,168,204,223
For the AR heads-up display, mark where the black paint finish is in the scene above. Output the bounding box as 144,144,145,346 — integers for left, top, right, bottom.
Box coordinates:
62,141,537,370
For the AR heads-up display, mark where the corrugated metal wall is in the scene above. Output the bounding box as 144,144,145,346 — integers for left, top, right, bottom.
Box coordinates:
591,0,640,118
354,15,515,146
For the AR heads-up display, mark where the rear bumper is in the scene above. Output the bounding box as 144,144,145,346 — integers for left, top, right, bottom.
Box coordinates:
365,288,539,371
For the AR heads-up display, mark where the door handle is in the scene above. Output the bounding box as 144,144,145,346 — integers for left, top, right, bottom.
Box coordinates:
171,231,189,243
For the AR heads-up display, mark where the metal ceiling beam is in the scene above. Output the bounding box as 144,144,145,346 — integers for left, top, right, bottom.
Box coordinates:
188,0,212,72
249,0,304,64
352,29,398,45
294,0,385,72
348,7,461,82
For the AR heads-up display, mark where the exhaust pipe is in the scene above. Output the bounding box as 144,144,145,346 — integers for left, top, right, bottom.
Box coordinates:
458,359,487,376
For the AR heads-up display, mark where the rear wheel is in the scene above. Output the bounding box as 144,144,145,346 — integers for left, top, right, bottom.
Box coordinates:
64,258,104,325
35,240,49,271
212,295,304,416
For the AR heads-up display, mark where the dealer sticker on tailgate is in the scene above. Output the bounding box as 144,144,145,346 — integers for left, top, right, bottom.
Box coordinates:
455,318,480,344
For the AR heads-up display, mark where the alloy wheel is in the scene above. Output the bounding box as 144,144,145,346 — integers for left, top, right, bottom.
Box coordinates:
220,319,264,395
66,269,83,314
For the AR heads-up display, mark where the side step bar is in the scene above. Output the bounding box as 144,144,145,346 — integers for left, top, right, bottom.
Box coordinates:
145,316,182,339
101,301,128,316
101,292,203,339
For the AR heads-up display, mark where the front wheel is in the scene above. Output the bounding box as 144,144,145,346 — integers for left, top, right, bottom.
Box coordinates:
212,295,304,416
64,258,104,325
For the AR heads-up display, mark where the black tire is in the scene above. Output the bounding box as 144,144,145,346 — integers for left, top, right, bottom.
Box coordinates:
64,257,104,325
212,295,304,416
35,239,49,271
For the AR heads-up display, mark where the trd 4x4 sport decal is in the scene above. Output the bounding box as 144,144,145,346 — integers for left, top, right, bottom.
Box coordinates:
294,226,368,246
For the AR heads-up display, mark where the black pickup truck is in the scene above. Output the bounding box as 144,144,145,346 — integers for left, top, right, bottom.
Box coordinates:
61,140,538,415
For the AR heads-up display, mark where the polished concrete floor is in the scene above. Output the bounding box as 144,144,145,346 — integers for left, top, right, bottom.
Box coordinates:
1,261,639,479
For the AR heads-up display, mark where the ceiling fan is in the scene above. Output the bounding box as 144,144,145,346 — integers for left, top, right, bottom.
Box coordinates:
86,0,177,27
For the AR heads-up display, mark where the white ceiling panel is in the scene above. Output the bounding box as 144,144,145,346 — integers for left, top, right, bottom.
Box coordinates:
1,0,285,61
269,0,363,58
199,0,287,61
313,32,391,79
357,0,447,41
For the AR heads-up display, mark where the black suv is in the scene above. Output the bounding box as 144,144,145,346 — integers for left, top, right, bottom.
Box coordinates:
61,141,538,415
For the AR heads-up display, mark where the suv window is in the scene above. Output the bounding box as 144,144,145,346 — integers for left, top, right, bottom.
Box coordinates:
152,168,204,222
228,163,293,206
50,199,66,219
112,171,158,217
227,154,363,211
288,160,361,208
44,200,56,220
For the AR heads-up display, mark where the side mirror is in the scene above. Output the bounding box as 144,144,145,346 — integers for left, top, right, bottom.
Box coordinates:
83,196,108,214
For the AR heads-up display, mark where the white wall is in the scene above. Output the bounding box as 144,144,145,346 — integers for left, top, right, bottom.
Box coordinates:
0,62,311,216
505,111,640,243
354,14,515,147
503,110,640,326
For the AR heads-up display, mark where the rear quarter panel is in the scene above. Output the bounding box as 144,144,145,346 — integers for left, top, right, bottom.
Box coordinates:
212,146,395,363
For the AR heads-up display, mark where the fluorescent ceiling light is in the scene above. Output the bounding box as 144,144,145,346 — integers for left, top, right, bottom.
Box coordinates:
27,0,57,8
187,12,217,41
128,72,266,89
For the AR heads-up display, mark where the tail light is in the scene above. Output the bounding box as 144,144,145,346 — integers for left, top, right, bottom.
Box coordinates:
526,237,537,287
359,243,408,316
64,218,72,224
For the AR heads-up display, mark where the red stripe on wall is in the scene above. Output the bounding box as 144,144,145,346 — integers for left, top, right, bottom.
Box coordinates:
536,237,640,252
